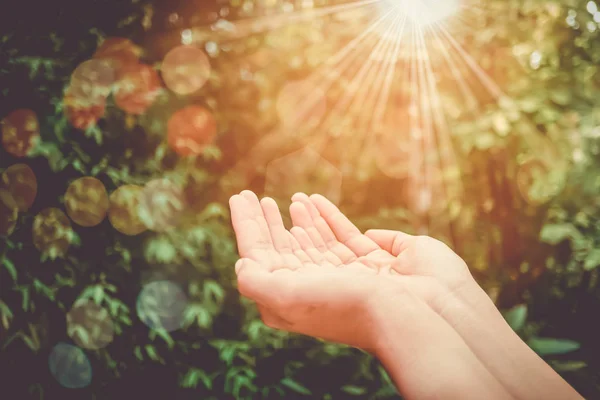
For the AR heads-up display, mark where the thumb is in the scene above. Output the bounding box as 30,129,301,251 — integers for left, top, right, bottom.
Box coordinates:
235,258,273,304
364,229,412,256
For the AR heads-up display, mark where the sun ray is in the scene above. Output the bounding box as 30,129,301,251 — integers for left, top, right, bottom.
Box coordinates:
283,8,397,138
418,24,462,243
221,5,396,182
314,11,401,145
437,22,506,100
357,13,409,171
347,13,408,169
428,23,480,114
211,0,381,41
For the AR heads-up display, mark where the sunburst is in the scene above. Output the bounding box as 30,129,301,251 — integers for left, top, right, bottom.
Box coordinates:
213,0,517,243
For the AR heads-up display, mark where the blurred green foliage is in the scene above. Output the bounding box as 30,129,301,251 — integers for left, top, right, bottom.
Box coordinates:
1,0,600,398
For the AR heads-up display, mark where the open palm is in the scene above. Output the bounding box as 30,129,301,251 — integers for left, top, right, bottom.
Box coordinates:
229,190,401,349
290,193,494,316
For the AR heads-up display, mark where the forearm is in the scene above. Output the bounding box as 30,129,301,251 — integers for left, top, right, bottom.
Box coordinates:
369,289,512,400
433,281,583,400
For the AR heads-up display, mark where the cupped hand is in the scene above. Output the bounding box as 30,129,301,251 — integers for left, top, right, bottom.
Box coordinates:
290,192,478,312
291,192,583,400
229,190,400,349
229,190,515,399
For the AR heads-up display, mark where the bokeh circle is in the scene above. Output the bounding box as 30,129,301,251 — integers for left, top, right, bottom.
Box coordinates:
136,280,187,332
1,109,40,157
32,208,72,258
167,105,217,157
138,178,186,232
48,342,92,389
0,189,19,237
65,177,109,227
70,59,115,102
161,45,211,95
108,184,147,236
66,299,115,350
93,37,140,70
1,163,37,212
114,63,162,115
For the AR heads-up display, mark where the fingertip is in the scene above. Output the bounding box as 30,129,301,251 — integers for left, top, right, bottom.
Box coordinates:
308,193,331,208
229,193,241,205
309,193,324,201
291,192,308,201
241,190,258,201
235,258,244,274
289,201,304,212
260,196,277,206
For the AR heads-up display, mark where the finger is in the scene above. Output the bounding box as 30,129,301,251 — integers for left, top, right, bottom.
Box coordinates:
290,203,343,266
240,190,275,247
309,194,381,256
260,197,290,251
289,201,328,251
364,229,414,256
260,197,302,269
237,259,305,310
290,226,336,268
287,231,313,264
292,193,357,263
229,193,272,263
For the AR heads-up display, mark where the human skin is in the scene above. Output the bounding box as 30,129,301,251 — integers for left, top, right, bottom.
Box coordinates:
228,190,582,399
290,193,583,400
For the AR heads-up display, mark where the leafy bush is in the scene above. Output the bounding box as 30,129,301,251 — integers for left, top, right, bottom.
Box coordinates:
1,0,600,398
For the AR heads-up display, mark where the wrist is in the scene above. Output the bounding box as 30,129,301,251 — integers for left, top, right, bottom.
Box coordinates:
366,282,512,399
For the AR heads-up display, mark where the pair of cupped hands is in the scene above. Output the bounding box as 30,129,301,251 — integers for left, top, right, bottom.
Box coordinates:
229,191,582,400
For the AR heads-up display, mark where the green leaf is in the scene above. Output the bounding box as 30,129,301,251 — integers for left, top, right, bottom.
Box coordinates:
281,377,312,395
528,338,580,356
551,361,587,372
22,334,38,351
2,257,17,281
19,287,30,311
204,280,225,304
0,300,13,330
120,314,132,326
504,304,528,332
583,249,600,271
145,345,160,361
93,286,104,305
54,273,75,288
341,385,367,395
182,369,201,388
539,223,578,245
33,279,55,301
247,320,264,341
233,375,256,398
134,346,143,361
182,368,212,389
149,328,175,349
